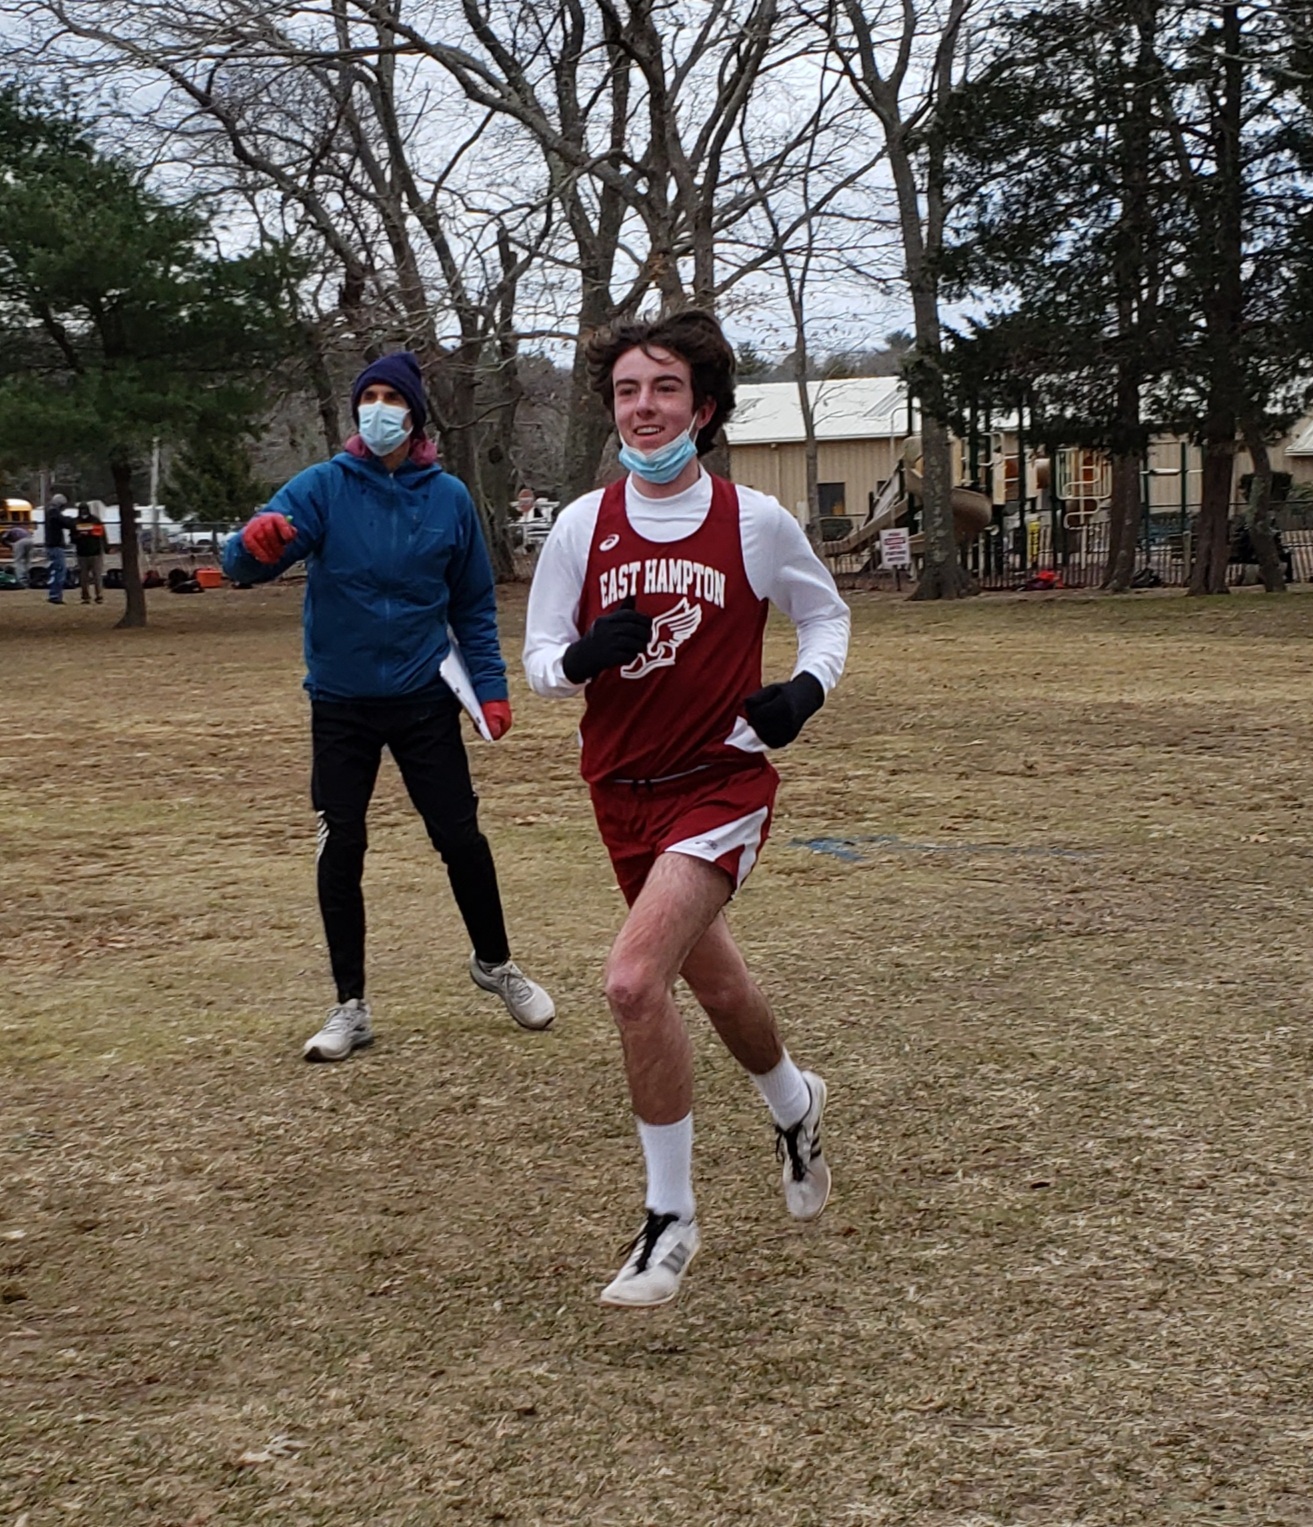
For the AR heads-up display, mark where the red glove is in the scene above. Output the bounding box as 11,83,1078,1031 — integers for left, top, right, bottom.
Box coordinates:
482,699,512,740
241,512,297,564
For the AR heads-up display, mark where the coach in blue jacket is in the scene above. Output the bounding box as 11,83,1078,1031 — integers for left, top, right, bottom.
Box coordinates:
224,351,554,1060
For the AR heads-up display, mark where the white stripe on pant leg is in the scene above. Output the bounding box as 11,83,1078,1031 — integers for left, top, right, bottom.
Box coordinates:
665,806,770,890
316,811,330,862
733,808,768,885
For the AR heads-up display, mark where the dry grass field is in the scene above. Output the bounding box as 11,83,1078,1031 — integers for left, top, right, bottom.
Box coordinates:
2,581,1312,1527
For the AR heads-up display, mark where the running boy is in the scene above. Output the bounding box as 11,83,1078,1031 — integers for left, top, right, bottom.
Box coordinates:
524,311,849,1306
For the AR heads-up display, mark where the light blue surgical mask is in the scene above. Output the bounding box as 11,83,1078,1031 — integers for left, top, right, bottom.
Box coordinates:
357,401,411,457
618,419,701,485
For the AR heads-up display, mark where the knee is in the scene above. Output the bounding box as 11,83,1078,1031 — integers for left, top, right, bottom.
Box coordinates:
604,954,666,1027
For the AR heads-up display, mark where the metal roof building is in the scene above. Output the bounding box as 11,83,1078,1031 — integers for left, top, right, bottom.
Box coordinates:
725,379,917,523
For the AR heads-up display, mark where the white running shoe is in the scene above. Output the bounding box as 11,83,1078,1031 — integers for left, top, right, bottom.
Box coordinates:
776,1071,831,1220
303,998,374,1062
600,1211,701,1308
469,954,555,1030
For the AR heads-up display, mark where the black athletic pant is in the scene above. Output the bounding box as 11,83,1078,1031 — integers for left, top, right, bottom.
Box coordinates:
310,694,511,1002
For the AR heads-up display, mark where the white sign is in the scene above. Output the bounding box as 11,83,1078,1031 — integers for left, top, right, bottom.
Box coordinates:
880,527,912,568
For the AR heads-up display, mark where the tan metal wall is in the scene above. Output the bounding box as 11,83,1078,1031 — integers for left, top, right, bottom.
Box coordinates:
732,424,1313,520
1144,436,1313,502
728,438,903,522
1269,438,1313,487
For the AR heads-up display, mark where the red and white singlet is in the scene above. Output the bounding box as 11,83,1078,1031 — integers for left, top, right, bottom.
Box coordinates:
576,473,770,785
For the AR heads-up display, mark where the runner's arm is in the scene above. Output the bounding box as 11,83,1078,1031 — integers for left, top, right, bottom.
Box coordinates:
740,491,850,692
522,496,601,698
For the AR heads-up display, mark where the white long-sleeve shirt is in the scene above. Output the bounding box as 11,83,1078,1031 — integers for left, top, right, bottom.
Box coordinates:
524,472,850,699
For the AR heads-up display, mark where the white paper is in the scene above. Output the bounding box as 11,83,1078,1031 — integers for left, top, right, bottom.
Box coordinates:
440,635,495,741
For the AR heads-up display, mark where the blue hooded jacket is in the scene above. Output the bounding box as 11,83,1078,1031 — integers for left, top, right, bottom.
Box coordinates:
222,450,508,704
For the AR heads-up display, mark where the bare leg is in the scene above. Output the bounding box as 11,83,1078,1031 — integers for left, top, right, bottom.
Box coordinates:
604,853,732,1124
680,913,784,1076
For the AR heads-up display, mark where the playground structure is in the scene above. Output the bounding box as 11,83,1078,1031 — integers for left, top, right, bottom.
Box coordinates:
821,436,993,561
1055,447,1111,526
820,432,1155,579
819,425,1195,576
821,428,1313,587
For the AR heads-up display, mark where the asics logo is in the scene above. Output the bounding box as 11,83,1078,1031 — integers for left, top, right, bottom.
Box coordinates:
599,533,621,552
621,597,703,680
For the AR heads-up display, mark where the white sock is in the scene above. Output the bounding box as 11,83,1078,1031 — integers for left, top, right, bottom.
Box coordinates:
637,1114,696,1221
751,1050,810,1129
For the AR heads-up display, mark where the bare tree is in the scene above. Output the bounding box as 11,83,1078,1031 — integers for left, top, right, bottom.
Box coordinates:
819,0,977,598
29,0,579,569
18,0,891,521
740,68,891,524
370,0,859,493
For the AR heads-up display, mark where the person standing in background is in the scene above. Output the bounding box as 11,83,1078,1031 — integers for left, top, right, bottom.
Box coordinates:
223,350,555,1060
43,494,73,605
73,503,108,604
1,523,34,587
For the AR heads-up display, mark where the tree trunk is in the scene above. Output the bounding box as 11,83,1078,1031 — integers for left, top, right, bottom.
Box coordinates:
430,340,485,509
904,299,970,599
1189,5,1244,598
910,413,971,600
788,342,821,528
690,200,717,313
1100,12,1154,592
1103,452,1141,593
805,441,820,530
561,275,627,504
561,350,616,504
478,388,517,583
890,112,970,600
1190,431,1235,594
302,321,342,456
479,420,517,582
479,495,516,582
1240,421,1286,593
112,458,147,629
474,227,524,583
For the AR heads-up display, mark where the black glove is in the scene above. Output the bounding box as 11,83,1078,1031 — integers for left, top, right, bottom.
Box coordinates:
562,598,653,684
744,672,826,749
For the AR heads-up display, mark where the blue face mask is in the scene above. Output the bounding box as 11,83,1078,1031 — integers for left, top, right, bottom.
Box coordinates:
357,401,411,457
618,419,701,485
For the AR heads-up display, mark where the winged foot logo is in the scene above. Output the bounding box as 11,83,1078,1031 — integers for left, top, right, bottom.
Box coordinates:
622,597,703,679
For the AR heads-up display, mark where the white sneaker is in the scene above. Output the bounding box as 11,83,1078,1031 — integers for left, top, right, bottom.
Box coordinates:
469,954,555,1030
776,1071,831,1220
303,998,374,1062
600,1211,701,1308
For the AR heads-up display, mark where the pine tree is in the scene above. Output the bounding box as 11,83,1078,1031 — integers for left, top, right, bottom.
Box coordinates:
943,0,1178,592
943,0,1313,594
163,430,269,530
0,83,293,625
1139,4,1308,592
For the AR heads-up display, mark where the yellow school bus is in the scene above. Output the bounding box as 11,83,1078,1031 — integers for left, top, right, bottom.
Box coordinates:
1,498,35,526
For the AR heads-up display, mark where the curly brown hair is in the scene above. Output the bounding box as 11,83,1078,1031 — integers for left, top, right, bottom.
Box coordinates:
586,309,737,455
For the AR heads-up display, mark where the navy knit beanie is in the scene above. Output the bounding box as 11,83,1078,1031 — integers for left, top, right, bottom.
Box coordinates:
350,351,427,432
